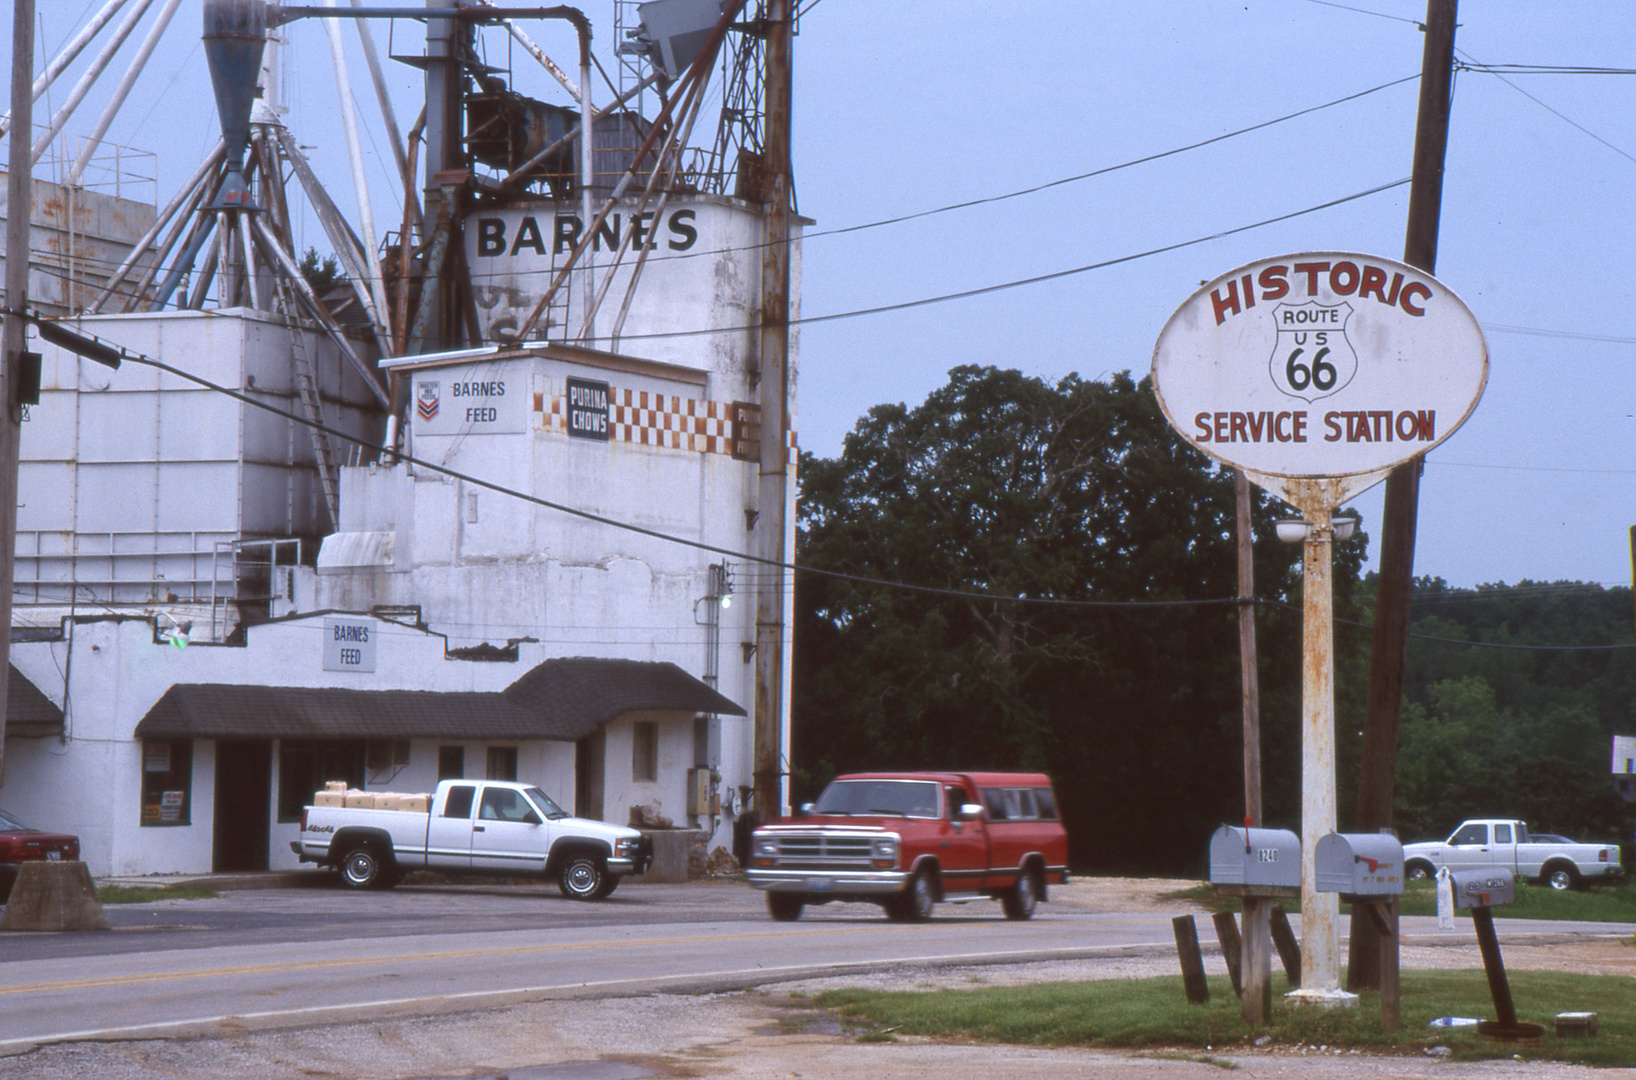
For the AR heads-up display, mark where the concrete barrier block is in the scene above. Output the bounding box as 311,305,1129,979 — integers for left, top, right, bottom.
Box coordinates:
0,861,110,932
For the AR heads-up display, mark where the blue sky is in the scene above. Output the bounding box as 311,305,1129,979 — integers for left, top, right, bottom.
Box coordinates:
10,0,1633,589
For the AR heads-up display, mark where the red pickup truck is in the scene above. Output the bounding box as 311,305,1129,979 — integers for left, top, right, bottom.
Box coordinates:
746,771,1069,921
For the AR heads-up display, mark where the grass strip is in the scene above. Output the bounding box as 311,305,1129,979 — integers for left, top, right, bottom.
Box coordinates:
97,883,219,904
816,969,1635,1067
1162,878,1636,922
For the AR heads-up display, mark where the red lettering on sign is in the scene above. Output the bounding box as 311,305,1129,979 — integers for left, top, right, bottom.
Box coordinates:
1358,265,1388,304
1329,261,1360,296
1257,265,1289,301
1293,262,1329,295
1211,280,1242,325
1399,282,1432,316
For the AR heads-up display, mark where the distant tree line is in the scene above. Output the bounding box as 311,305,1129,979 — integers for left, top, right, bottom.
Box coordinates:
791,365,1634,874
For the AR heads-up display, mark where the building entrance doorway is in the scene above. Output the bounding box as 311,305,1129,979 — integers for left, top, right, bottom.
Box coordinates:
213,740,271,871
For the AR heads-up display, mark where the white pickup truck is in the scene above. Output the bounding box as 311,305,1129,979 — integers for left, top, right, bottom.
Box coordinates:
293,779,653,899
1402,818,1622,891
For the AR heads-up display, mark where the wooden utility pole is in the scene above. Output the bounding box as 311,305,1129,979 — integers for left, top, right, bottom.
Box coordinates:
1234,469,1273,1021
0,0,38,778
1349,0,1457,990
752,0,794,822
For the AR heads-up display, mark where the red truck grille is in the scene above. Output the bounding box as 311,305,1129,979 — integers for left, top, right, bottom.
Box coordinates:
766,834,874,862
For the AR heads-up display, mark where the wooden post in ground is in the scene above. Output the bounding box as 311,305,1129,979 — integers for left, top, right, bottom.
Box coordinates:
1173,915,1210,1004
1270,905,1301,988
1213,911,1244,997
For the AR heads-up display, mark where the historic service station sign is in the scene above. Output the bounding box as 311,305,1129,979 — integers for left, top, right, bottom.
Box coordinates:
1151,252,1487,482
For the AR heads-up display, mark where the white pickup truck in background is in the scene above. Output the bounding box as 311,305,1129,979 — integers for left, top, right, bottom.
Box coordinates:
1401,818,1622,890
294,779,653,899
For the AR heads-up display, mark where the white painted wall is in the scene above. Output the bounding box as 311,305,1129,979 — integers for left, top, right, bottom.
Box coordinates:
1,614,586,876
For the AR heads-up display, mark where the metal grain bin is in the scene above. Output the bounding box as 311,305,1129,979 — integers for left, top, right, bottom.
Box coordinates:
1314,832,1404,897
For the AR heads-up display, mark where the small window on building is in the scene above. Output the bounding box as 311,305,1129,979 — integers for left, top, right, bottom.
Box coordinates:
278,740,365,822
141,739,193,826
487,746,518,781
439,745,465,781
632,721,658,782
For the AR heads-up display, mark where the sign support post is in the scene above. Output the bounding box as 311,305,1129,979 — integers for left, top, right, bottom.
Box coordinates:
1153,252,1487,1005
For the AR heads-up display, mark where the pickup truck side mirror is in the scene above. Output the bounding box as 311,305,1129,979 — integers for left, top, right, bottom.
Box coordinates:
794,803,814,818
956,803,985,822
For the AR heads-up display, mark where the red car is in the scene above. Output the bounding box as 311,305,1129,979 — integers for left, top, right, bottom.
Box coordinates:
0,808,80,901
747,771,1069,922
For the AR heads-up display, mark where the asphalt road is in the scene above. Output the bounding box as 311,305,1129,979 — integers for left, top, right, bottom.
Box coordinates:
2,876,1631,1080
1,877,1206,1046
3,877,1636,1053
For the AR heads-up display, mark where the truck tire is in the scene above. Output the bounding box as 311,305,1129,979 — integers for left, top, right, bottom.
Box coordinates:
1002,868,1038,920
767,893,805,921
340,844,397,889
1542,863,1579,891
558,855,608,900
887,869,936,922
1404,859,1434,882
593,874,620,899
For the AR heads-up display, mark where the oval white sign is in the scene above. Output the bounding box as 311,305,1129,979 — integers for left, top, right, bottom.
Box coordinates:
1151,252,1487,478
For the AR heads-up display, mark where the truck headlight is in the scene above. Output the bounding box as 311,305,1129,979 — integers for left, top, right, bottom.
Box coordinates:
752,836,779,866
615,838,638,856
870,836,898,869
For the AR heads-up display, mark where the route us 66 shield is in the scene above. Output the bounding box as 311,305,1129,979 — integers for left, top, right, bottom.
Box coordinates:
1269,302,1357,402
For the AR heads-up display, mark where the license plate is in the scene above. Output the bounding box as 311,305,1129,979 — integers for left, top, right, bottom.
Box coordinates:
46,851,61,860
806,877,832,891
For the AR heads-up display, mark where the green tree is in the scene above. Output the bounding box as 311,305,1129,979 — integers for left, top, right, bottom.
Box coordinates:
298,247,343,293
792,366,1368,871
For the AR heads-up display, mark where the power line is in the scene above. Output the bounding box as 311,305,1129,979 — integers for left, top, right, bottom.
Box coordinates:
1457,49,1636,166
596,177,1412,342
27,320,1254,612
20,327,1631,650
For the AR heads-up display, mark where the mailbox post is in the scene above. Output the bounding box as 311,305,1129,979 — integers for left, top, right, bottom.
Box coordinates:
1449,867,1542,1042
1209,825,1301,1022
1314,832,1404,1029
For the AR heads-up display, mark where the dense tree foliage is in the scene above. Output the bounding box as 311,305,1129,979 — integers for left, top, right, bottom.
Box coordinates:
791,366,1369,872
1386,578,1635,846
792,366,1634,874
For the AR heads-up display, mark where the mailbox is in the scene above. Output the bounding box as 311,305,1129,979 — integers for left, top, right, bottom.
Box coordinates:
1314,833,1404,898
1449,866,1515,908
1209,825,1301,894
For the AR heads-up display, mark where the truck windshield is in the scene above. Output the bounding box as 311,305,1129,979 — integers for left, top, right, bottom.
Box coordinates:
523,787,568,820
812,780,940,818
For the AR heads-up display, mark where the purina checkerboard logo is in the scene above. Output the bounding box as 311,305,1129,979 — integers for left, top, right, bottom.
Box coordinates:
417,381,440,422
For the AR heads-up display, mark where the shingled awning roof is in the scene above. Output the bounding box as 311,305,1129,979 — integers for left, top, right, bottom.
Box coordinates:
134,657,744,742
5,665,64,738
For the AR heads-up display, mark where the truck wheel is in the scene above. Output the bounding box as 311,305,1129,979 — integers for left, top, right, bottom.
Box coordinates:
1404,860,1434,882
888,869,935,922
767,893,805,921
559,855,608,900
1002,869,1038,920
593,875,620,900
340,845,394,889
1543,864,1579,891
